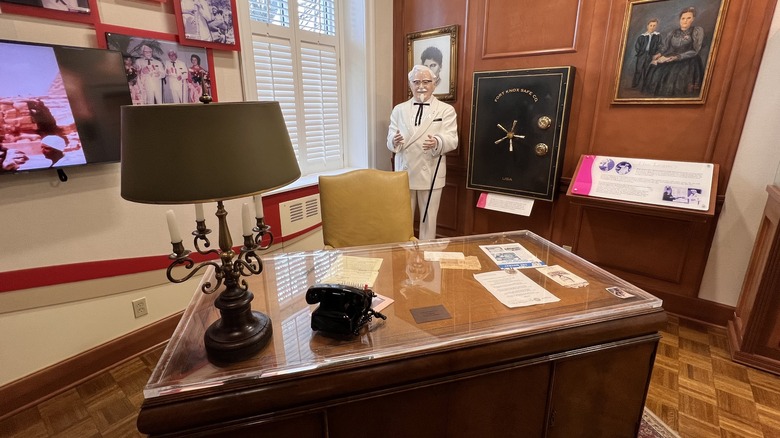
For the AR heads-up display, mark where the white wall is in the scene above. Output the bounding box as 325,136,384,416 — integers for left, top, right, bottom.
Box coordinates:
0,230,323,386
0,4,246,273
698,5,780,305
370,0,394,171
0,0,388,386
0,3,250,386
0,273,195,386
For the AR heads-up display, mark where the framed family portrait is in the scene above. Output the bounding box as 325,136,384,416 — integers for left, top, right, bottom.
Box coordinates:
0,0,98,24
406,25,458,102
96,25,217,106
172,0,240,51
613,0,729,104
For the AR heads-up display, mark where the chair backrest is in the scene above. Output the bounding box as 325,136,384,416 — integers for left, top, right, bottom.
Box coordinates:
319,169,415,248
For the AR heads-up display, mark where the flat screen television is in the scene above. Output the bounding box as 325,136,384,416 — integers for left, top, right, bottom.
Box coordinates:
0,39,132,176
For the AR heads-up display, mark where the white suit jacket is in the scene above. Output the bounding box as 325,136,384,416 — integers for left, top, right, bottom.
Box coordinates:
386,96,458,190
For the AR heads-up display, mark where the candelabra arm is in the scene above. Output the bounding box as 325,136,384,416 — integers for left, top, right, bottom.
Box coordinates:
254,217,274,249
166,258,223,294
193,220,215,254
236,250,264,277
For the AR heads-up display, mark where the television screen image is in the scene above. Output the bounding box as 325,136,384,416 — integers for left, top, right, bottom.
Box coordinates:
0,40,132,175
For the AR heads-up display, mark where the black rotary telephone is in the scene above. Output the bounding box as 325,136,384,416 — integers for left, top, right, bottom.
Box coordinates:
305,284,387,336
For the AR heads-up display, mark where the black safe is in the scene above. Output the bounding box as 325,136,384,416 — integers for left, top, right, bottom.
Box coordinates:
467,66,575,201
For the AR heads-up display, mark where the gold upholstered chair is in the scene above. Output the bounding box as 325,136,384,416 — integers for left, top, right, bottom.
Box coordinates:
318,169,416,249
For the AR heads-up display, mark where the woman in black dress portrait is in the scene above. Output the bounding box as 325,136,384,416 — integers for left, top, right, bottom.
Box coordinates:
642,6,705,97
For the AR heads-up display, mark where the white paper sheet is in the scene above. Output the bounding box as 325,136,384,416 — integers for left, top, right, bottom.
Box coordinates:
474,270,559,308
321,255,383,288
476,192,534,216
439,256,482,270
424,251,465,261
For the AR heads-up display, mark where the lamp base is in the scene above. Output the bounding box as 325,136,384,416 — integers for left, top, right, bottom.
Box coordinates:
204,287,273,364
204,311,272,364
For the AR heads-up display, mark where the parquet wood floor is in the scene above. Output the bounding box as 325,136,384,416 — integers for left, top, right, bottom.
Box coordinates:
1,314,779,437
646,314,780,438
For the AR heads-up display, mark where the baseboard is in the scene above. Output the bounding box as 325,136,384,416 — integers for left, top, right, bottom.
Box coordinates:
652,290,735,326
0,311,182,421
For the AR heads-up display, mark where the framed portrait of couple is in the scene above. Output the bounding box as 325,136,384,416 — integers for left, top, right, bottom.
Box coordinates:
613,0,729,104
406,25,459,102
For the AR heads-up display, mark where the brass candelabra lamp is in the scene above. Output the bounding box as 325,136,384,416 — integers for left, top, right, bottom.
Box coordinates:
120,101,300,364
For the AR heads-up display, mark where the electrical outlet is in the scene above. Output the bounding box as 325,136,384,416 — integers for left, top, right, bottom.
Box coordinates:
562,245,573,252
132,297,148,318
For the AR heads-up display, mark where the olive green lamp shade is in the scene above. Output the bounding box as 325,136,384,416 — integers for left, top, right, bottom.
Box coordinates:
120,101,300,204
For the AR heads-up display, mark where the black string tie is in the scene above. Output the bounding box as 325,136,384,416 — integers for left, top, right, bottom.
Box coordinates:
414,102,429,126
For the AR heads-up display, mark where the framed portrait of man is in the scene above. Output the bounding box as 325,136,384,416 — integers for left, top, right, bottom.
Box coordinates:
613,0,729,104
406,25,458,102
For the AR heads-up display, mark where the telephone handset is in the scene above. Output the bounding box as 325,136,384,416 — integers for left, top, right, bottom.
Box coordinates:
306,284,387,335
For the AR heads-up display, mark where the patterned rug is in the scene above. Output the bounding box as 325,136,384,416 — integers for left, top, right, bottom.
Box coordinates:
639,408,680,438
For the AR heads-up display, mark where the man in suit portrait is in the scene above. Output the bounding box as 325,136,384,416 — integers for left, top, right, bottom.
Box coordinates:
387,65,458,240
135,45,165,104
164,50,189,104
632,18,662,88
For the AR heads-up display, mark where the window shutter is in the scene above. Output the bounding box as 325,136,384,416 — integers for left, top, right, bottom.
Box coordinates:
242,0,343,175
300,43,341,171
252,35,299,160
297,0,336,36
248,0,290,27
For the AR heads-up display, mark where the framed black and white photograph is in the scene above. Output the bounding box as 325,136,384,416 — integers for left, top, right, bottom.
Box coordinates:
99,26,217,105
173,0,240,51
406,25,458,102
0,0,97,24
613,0,729,104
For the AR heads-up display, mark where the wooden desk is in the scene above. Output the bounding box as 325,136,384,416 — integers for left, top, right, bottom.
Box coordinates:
138,231,666,437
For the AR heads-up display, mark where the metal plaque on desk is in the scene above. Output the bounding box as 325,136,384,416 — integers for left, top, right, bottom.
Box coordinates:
467,66,575,201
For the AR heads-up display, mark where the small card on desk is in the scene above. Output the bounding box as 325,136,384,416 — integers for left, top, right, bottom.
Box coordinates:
410,305,451,323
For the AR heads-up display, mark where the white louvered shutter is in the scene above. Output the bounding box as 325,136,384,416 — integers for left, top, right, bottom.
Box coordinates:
245,0,342,175
300,43,341,172
247,0,290,27
252,36,300,161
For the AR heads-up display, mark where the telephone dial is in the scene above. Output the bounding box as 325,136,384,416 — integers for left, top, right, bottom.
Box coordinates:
306,284,387,336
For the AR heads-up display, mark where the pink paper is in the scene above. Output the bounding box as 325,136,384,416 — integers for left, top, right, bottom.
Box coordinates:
571,155,595,196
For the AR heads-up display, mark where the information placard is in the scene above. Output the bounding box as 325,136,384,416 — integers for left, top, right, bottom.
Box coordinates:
570,155,714,211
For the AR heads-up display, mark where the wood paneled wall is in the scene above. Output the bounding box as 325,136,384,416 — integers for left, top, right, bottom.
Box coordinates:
393,0,778,324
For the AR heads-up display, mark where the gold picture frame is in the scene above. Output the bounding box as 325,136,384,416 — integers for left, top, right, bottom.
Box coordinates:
613,0,728,104
406,25,458,102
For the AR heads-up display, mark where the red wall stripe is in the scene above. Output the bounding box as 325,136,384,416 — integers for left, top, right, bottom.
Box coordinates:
0,185,321,293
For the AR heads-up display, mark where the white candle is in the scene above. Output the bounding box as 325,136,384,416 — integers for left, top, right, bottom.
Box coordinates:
253,195,264,219
166,210,182,243
242,203,253,236
194,203,205,221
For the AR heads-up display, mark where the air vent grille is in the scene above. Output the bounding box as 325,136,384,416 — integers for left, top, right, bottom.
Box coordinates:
279,194,322,236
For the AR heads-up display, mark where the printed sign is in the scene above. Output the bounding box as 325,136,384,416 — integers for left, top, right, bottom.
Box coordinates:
570,155,713,211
